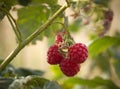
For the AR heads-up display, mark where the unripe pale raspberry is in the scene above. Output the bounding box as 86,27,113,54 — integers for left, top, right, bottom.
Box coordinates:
55,33,63,45
47,45,64,65
60,59,80,77
68,43,88,64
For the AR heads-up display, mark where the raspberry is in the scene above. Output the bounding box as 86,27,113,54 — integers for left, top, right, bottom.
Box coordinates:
68,43,88,64
47,45,64,65
55,33,63,45
60,59,80,77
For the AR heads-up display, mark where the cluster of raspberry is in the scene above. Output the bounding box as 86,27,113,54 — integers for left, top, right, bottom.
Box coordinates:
47,31,88,77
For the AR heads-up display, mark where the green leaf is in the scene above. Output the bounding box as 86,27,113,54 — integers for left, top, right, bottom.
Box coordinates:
113,60,120,79
43,81,61,89
110,45,120,60
91,52,111,73
0,61,44,77
0,78,14,89
17,0,32,6
17,0,62,43
9,75,49,89
16,68,44,77
0,0,16,20
88,36,120,57
17,5,50,39
93,0,110,7
31,0,58,6
0,60,16,77
62,77,120,89
26,76,49,88
0,0,16,10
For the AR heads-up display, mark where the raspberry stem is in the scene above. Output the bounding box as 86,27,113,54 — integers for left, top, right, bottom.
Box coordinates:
53,21,75,45
0,7,22,44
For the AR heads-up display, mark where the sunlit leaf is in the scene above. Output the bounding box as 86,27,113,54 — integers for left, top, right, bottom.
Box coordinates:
51,65,64,80
88,36,120,57
62,77,119,89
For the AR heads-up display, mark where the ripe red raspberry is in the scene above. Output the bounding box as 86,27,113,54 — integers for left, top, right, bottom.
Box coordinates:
60,59,80,77
47,45,64,65
68,43,88,64
55,33,63,45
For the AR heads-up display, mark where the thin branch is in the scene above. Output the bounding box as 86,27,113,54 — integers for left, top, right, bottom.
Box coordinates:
0,8,22,43
7,12,22,42
64,15,75,43
66,0,70,7
7,15,21,44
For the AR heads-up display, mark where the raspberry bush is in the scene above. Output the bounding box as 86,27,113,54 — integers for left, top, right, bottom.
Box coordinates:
0,0,120,89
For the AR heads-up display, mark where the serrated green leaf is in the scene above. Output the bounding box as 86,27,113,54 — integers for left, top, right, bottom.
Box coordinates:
17,1,62,43
62,77,119,89
88,36,120,57
17,5,49,39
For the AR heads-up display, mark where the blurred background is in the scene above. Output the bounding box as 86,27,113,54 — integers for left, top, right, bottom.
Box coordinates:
0,0,120,89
